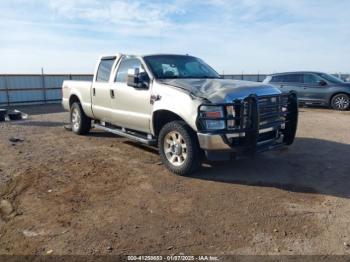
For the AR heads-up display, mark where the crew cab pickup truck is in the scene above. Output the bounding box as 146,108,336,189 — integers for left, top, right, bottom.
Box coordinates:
62,54,298,175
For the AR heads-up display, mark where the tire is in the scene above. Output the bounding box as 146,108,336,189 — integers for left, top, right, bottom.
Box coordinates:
158,121,201,175
331,93,350,111
70,102,91,135
0,109,6,122
8,111,22,121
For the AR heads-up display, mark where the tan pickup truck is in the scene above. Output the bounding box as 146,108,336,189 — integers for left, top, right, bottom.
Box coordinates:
62,54,298,175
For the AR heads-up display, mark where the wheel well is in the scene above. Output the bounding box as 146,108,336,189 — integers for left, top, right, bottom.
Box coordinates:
69,95,80,108
153,110,184,137
330,92,350,104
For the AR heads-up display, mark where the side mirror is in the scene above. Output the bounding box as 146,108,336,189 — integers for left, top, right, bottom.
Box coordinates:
127,68,149,89
127,68,140,88
318,80,327,86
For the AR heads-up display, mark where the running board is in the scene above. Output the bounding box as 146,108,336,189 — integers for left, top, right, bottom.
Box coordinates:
94,124,157,146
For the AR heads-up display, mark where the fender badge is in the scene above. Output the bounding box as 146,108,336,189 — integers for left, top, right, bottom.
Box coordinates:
150,94,161,104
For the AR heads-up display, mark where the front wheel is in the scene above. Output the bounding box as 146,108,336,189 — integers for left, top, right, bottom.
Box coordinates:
158,121,201,175
70,102,91,135
331,93,349,111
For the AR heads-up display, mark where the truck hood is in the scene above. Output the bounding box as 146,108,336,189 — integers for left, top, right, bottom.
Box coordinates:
158,78,281,103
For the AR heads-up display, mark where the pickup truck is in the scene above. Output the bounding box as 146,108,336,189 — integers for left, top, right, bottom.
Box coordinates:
62,54,298,175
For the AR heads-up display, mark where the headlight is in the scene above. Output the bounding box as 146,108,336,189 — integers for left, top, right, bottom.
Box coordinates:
199,105,225,130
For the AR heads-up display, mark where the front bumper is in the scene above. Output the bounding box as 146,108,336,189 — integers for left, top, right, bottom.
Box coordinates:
196,92,298,158
197,125,283,151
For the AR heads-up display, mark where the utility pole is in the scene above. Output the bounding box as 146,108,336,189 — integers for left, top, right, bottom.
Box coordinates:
41,67,47,104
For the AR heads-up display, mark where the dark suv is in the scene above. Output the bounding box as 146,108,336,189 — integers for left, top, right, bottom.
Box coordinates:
263,72,350,110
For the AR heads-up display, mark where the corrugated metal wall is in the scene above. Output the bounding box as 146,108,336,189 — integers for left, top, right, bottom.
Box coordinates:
0,74,93,106
1,73,349,106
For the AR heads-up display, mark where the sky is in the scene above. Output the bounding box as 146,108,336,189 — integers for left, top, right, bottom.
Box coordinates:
0,0,349,74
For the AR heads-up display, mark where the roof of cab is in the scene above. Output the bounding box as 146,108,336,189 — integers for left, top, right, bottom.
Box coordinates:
99,53,193,60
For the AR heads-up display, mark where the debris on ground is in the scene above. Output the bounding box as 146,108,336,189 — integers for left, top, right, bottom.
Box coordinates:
64,124,72,131
22,230,40,237
8,111,23,121
1,109,29,122
0,200,14,216
0,109,6,122
9,137,24,143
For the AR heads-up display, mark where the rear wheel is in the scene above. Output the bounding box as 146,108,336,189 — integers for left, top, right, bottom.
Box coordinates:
331,93,349,111
158,121,201,175
70,102,91,135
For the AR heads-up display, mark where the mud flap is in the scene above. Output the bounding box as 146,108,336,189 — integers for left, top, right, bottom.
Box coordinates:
283,92,298,145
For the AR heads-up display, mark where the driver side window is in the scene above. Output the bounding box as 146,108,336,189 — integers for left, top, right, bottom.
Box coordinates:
115,58,144,83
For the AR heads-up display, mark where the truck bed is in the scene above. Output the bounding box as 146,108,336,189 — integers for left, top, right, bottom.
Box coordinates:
62,80,93,116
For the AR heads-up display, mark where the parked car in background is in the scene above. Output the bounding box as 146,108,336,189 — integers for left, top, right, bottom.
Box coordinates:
263,72,350,110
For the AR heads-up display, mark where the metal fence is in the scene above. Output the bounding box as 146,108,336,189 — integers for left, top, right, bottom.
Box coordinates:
1,73,349,106
222,74,267,82
223,73,350,82
0,74,93,106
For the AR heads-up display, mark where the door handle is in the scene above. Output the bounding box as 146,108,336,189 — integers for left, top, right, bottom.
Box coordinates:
93,88,96,96
110,89,115,98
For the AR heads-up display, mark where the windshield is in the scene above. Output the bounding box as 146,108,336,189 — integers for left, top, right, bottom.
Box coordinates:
143,55,221,79
317,73,344,84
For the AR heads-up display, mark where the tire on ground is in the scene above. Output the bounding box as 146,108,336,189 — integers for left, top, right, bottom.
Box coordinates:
8,111,22,121
0,109,7,122
158,120,201,176
70,102,91,135
331,93,350,111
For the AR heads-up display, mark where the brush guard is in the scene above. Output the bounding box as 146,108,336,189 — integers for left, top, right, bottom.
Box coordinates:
197,91,298,156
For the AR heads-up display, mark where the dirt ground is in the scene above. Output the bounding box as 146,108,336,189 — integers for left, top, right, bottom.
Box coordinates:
0,104,349,256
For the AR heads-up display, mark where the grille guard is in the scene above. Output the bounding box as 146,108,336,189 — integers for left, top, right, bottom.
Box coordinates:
197,91,298,154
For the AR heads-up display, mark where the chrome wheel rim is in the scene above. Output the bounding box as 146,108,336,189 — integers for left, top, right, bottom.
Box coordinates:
334,95,349,110
164,131,187,166
71,108,81,132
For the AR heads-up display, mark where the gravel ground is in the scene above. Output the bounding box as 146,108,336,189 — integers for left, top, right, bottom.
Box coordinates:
0,104,349,256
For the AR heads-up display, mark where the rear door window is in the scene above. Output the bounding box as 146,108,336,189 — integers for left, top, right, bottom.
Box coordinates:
96,58,116,82
270,75,284,82
270,74,304,84
281,74,303,83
